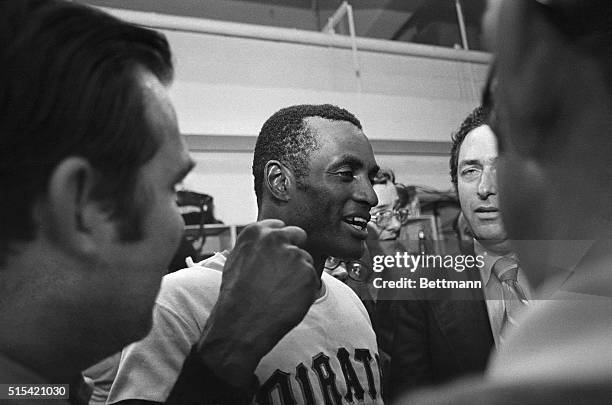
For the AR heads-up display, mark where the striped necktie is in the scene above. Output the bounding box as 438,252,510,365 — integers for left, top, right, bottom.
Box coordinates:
492,256,529,333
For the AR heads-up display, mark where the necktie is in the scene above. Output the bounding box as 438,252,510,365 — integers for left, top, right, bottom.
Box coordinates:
492,257,529,334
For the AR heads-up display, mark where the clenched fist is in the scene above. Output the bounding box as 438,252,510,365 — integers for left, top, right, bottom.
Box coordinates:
196,219,319,388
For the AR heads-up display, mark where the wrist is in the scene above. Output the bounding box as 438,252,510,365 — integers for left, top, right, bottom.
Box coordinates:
168,345,259,405
196,300,272,388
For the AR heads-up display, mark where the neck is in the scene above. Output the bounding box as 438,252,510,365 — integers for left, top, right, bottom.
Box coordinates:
0,295,86,383
0,250,111,384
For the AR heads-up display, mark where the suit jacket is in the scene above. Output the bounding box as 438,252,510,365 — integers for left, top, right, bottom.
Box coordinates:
392,242,612,405
376,250,494,401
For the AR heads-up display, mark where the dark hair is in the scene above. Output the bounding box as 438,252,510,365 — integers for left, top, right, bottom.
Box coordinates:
396,184,417,209
449,106,488,189
252,104,362,205
0,0,173,261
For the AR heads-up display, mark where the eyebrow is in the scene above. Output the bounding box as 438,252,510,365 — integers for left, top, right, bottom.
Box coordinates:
459,157,497,167
330,154,363,169
173,159,196,184
459,159,481,168
330,154,379,173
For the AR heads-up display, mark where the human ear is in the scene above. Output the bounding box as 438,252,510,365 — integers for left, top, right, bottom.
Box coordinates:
35,157,114,258
264,160,293,202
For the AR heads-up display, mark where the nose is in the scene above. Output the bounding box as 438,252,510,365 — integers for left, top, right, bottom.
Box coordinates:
477,167,497,199
387,215,402,234
356,177,378,208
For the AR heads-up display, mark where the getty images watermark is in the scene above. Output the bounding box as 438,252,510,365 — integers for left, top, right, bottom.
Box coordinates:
371,252,485,290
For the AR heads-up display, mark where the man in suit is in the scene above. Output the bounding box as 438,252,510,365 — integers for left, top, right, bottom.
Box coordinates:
450,106,534,350
378,105,533,401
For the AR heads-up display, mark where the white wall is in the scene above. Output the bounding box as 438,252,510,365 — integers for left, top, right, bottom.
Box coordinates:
167,30,487,142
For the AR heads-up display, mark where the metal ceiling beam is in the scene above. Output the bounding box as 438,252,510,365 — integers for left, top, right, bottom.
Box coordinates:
185,135,452,156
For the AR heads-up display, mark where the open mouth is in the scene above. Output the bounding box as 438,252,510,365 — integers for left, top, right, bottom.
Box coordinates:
343,216,369,231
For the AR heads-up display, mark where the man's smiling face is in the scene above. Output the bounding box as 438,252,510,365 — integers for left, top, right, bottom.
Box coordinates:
291,117,379,260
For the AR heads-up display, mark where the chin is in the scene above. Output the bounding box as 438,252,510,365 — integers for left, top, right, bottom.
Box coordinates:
474,225,507,242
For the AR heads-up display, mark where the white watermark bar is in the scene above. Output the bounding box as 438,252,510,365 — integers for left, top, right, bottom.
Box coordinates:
363,240,612,301
0,384,69,400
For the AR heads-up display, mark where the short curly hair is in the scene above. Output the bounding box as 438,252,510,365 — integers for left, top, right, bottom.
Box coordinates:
449,106,488,189
252,104,362,206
